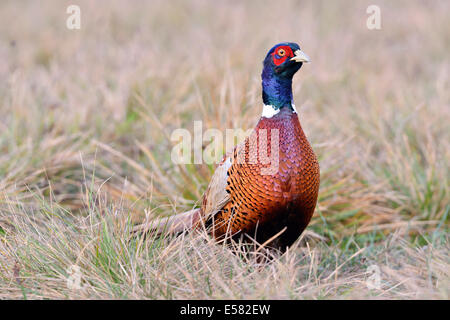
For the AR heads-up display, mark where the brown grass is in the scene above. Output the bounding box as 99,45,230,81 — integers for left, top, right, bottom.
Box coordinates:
0,0,448,299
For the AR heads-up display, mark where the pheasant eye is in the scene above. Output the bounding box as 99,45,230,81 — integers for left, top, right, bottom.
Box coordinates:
278,48,286,56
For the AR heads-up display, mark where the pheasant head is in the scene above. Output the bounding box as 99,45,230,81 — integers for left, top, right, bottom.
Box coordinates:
261,42,310,115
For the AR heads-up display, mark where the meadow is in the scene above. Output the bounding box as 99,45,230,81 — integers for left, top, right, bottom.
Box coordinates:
0,0,448,299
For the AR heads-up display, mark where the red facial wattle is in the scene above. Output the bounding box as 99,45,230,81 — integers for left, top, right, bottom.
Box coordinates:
272,45,294,66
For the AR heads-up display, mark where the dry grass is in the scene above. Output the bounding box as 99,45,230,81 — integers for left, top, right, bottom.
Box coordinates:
0,0,448,299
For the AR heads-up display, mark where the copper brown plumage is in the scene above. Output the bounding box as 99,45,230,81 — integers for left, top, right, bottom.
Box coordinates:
204,107,319,250
133,42,320,253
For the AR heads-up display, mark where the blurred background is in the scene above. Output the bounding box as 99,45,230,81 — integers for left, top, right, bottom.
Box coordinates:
1,0,448,224
0,0,448,299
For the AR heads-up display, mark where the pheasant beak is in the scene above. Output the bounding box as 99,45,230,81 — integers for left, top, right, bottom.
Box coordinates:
291,49,311,63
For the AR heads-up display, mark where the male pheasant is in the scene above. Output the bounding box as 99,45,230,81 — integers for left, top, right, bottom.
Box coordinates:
134,42,320,252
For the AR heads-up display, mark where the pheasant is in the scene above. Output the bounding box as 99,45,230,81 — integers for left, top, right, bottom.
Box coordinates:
134,42,320,252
